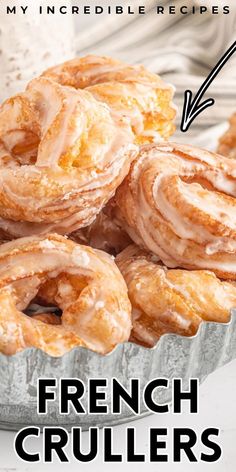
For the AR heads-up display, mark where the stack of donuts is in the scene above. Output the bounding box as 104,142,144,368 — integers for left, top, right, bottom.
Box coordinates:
0,55,236,357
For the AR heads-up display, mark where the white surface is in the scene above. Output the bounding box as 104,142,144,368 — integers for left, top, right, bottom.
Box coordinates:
0,358,236,471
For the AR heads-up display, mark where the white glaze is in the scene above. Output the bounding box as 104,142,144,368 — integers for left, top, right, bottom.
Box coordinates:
116,143,236,276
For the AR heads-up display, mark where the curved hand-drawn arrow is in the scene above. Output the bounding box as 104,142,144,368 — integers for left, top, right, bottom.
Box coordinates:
181,40,236,132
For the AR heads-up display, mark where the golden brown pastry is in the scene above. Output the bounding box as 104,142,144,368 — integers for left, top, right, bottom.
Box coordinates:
0,76,137,240
218,113,236,159
116,244,236,347
31,313,61,325
43,54,176,143
114,142,236,280
0,234,131,356
70,205,132,256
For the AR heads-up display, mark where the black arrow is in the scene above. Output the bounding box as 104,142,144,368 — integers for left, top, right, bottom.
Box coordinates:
181,40,236,132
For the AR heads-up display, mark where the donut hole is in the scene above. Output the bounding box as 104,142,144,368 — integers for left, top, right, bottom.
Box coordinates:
24,303,62,318
12,271,89,327
14,272,65,325
32,272,89,326
24,303,63,326
36,272,88,307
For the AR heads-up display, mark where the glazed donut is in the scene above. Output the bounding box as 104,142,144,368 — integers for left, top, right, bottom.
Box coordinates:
43,55,176,143
218,113,236,159
116,245,236,347
70,205,132,256
0,234,131,356
114,142,236,279
0,76,137,239
43,55,163,89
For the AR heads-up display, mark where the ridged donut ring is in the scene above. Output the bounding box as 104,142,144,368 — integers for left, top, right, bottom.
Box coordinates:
114,142,236,279
43,54,176,143
0,234,131,356
0,76,137,239
116,245,236,347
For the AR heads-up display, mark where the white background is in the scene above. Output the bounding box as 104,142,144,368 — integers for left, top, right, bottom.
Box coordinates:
0,359,236,472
